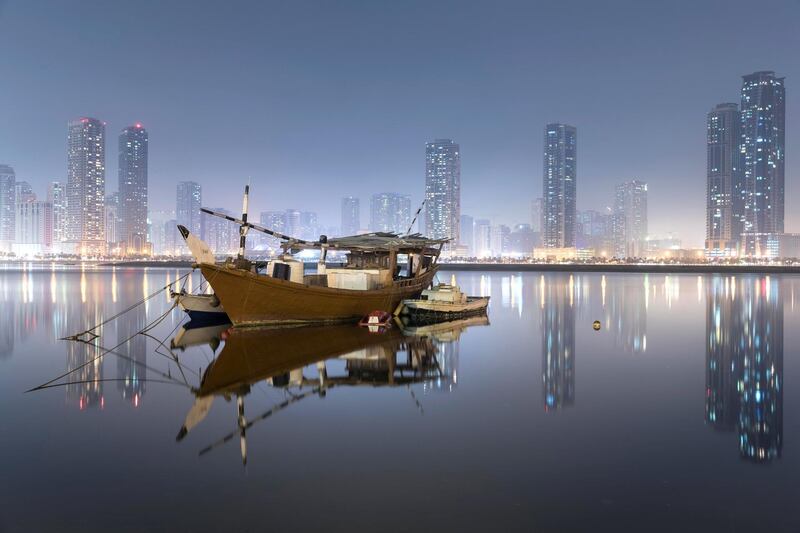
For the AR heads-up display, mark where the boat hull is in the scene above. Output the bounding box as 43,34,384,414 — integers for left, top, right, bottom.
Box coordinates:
199,264,438,326
401,296,490,319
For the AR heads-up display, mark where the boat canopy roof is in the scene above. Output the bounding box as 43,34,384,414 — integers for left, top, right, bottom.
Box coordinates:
293,232,449,253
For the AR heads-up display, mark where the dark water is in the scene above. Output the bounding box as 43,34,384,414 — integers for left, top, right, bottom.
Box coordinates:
1,267,798,532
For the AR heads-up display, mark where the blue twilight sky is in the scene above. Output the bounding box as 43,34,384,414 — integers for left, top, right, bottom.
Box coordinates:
1,0,799,246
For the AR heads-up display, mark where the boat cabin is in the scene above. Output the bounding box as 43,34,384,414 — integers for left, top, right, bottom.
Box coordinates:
247,232,447,290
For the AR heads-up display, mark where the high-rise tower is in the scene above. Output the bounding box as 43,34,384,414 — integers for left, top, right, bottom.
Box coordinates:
542,124,577,248
66,118,106,255
740,71,786,255
706,103,741,256
0,165,15,251
176,181,202,238
341,196,360,236
118,124,149,253
424,139,460,246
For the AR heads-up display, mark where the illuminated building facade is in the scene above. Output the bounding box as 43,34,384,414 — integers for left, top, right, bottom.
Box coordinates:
13,200,53,255
66,117,106,255
706,103,741,256
118,124,149,253
202,207,238,254
369,192,411,235
739,72,786,256
260,211,286,251
613,180,647,258
370,192,411,233
341,196,360,236
0,164,15,251
425,139,460,246
542,124,577,248
460,214,474,255
176,181,202,237
47,181,66,246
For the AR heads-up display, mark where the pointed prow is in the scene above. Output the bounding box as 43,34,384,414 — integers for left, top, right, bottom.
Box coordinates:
177,224,216,265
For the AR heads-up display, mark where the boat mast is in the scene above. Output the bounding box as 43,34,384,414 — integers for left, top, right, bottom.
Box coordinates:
404,199,426,236
238,184,250,260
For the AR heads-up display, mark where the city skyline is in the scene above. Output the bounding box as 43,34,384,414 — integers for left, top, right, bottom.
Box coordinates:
2,1,798,248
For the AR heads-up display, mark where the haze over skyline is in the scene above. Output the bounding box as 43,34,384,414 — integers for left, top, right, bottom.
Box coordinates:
1,0,799,247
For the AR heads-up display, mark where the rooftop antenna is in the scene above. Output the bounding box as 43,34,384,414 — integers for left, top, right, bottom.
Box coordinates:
404,199,426,236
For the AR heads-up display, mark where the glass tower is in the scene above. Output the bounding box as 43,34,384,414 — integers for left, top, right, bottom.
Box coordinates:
340,196,360,236
0,164,15,250
176,181,202,237
118,124,149,253
740,71,786,255
66,117,106,255
706,103,741,256
424,139,460,246
542,124,577,248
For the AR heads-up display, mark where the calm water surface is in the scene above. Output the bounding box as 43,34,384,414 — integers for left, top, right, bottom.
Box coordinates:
0,267,798,532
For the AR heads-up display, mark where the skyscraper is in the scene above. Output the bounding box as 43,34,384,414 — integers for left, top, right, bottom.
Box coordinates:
370,193,411,233
424,139,460,246
66,117,106,255
0,165,15,251
341,196,360,236
613,180,647,258
474,219,491,257
47,181,66,246
299,211,320,241
14,200,52,255
460,214,474,255
706,103,741,256
105,193,119,246
176,181,202,237
740,71,786,256
284,209,301,237
202,207,237,254
542,124,577,248
531,197,543,233
15,181,34,203
118,123,149,253
260,211,286,251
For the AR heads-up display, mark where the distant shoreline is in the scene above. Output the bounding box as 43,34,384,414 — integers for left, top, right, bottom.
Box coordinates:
97,261,800,275
3,260,799,275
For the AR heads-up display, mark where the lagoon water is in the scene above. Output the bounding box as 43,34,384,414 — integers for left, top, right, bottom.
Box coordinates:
1,267,798,532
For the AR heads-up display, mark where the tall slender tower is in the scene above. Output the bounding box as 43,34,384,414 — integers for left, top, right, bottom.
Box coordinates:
706,103,741,256
118,123,149,253
613,180,648,258
0,165,15,251
740,71,786,255
543,124,577,248
47,181,66,246
66,117,106,255
424,139,460,246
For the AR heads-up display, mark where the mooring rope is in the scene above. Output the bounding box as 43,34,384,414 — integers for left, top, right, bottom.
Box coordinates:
29,270,198,393
61,271,192,342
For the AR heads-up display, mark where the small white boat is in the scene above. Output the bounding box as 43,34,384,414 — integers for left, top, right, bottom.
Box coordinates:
399,284,489,318
170,322,231,352
171,290,229,324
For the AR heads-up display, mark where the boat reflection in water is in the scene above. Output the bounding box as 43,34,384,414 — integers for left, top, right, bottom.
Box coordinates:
175,315,488,464
705,275,783,463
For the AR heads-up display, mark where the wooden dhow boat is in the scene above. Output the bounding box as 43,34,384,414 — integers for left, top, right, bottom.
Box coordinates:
178,189,447,327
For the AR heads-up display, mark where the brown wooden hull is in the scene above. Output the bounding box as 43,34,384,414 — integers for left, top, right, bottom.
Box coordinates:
199,264,438,326
198,324,408,396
